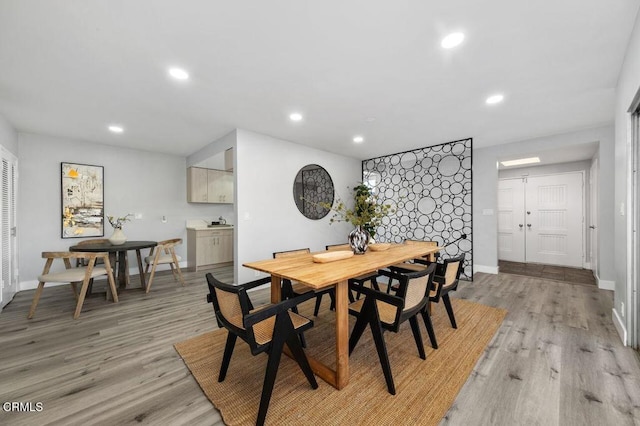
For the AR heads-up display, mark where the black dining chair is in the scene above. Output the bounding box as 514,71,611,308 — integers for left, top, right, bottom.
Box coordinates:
428,254,465,329
205,273,318,426
274,248,335,316
348,263,437,395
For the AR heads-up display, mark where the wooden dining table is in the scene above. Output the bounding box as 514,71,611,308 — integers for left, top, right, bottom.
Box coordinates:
243,242,440,390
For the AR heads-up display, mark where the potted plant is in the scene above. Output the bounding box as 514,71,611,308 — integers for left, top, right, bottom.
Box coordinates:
107,213,132,245
321,184,394,254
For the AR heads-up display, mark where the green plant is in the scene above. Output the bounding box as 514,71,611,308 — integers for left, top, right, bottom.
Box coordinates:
107,213,133,229
321,184,394,238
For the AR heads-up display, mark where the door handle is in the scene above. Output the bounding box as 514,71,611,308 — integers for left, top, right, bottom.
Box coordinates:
589,225,596,229
518,224,523,228
527,224,532,228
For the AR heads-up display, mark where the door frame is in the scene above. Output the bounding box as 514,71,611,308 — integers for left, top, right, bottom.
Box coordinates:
628,90,640,348
0,145,18,311
589,158,599,277
498,170,586,268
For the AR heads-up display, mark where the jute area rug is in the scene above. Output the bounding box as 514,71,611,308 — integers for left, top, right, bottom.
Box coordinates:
175,298,507,426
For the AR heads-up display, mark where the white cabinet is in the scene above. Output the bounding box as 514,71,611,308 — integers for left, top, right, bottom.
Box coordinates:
186,167,208,202
187,228,234,271
187,167,233,204
207,169,233,203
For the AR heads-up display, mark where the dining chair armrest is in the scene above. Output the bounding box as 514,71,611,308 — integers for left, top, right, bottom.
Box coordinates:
243,291,316,327
240,276,272,291
350,283,404,308
376,268,405,283
413,258,434,266
413,258,446,276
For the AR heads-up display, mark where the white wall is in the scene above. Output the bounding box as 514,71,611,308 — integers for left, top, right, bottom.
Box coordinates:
186,129,236,168
234,129,362,284
0,113,18,155
17,132,232,289
614,9,640,343
473,125,615,281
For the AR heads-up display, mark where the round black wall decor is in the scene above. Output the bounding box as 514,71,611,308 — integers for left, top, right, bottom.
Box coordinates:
293,164,334,220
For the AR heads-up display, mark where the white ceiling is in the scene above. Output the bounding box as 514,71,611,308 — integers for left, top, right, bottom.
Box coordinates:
0,1,638,160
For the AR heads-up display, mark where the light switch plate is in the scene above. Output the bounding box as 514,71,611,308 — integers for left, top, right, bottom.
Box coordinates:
482,209,494,216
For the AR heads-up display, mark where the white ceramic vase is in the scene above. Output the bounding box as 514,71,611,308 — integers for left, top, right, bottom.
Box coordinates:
108,228,127,245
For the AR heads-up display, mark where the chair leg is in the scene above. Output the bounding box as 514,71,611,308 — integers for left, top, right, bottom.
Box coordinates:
256,313,289,426
218,332,237,382
27,282,46,319
409,316,426,360
169,263,178,281
146,260,159,293
173,261,186,287
348,287,356,303
73,278,92,319
70,281,79,299
313,294,323,316
368,313,395,395
328,289,336,311
104,258,119,303
348,305,370,355
421,308,438,349
370,277,381,292
442,294,457,329
286,329,318,389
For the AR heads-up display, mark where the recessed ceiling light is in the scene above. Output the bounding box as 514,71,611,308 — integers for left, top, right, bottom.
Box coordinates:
353,135,364,143
168,67,189,80
441,32,465,49
500,157,540,167
108,125,124,133
486,94,504,105
289,112,303,122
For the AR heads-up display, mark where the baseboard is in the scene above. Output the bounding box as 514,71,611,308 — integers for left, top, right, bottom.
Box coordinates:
18,261,187,292
612,308,627,346
596,277,615,291
473,264,499,275
583,262,591,270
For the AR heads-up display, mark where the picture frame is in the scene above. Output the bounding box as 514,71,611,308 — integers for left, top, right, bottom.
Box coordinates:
61,162,104,238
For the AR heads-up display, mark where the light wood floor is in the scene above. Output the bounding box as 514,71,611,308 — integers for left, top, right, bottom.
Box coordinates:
0,266,638,425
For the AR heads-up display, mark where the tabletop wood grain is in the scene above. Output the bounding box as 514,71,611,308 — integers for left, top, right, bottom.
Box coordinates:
244,242,441,290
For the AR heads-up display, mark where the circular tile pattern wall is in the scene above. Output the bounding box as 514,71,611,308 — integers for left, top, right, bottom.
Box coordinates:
363,138,472,279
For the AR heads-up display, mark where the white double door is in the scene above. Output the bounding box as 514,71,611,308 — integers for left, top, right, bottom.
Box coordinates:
498,172,584,268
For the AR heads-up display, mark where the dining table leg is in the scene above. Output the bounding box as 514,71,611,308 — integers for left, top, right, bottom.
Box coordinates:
117,250,128,289
270,275,282,302
334,279,350,389
135,249,146,289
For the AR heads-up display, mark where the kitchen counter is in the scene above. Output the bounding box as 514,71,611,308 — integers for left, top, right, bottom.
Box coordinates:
185,219,233,231
186,225,234,230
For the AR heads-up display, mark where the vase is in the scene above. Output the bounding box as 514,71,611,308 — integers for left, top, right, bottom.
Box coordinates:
109,228,127,246
348,225,370,255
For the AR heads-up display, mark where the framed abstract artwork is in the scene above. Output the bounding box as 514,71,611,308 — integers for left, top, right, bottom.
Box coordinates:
61,162,104,238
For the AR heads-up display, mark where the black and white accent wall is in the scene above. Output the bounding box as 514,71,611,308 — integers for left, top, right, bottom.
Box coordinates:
362,138,473,279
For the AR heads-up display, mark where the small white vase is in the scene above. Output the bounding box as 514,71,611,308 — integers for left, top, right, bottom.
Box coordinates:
109,228,127,245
